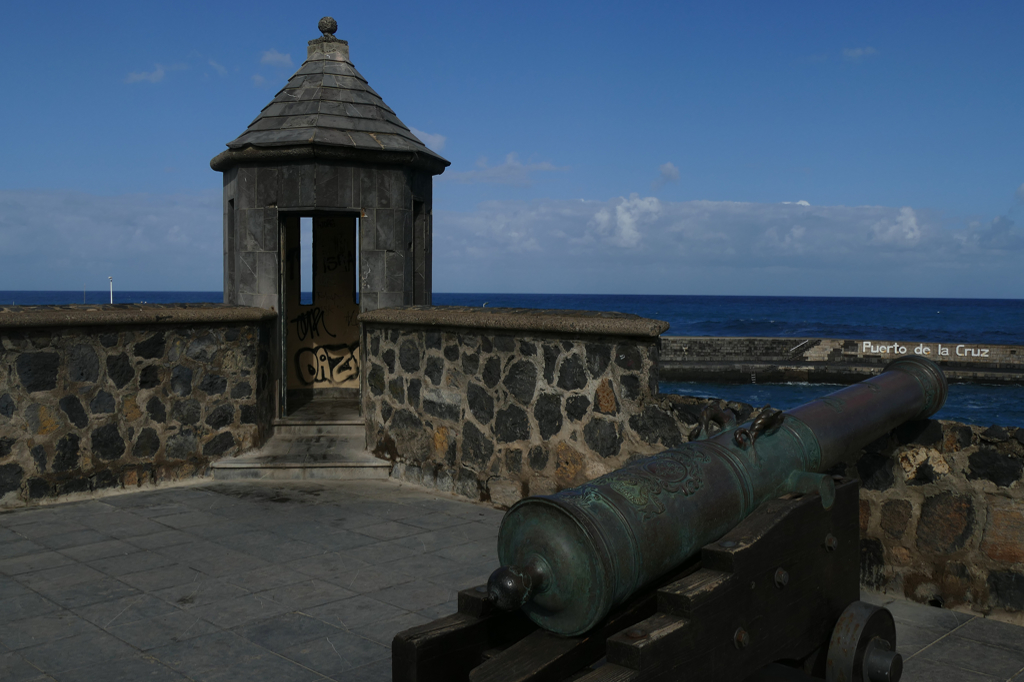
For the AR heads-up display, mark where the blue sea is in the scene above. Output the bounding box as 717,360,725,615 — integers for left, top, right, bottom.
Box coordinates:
3,291,1022,428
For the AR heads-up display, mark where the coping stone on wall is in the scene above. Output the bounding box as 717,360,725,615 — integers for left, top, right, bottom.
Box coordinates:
0,304,277,329
359,306,670,338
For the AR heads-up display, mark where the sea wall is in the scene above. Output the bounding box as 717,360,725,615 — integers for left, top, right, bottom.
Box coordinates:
661,336,1024,384
0,304,276,508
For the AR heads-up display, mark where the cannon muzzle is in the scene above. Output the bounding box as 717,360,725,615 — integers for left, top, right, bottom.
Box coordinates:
488,356,947,635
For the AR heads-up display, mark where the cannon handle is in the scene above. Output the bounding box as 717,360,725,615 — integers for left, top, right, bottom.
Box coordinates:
488,557,551,611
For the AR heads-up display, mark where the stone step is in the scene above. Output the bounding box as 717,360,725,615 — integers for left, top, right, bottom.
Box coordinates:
274,416,365,425
281,400,362,424
272,421,365,437
212,425,388,481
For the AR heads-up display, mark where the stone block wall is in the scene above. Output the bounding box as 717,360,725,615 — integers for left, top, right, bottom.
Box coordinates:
359,306,680,505
0,304,275,508
850,419,1024,622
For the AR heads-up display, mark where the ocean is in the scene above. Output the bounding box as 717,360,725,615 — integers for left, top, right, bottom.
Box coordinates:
3,291,1022,428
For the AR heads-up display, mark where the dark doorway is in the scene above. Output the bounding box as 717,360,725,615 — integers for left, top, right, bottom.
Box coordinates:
282,215,360,415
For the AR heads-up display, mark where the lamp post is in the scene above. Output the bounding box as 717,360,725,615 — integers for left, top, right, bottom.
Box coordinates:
108,277,113,304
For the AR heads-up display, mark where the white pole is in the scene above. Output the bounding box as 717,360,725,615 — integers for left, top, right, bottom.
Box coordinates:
108,277,113,304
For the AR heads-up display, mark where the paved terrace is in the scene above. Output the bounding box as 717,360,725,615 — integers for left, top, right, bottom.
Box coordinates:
1,479,1022,682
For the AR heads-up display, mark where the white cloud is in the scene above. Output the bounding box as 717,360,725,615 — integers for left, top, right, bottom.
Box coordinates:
409,127,447,152
591,194,660,248
782,200,811,206
252,74,267,87
843,46,878,61
209,60,227,76
871,206,921,246
0,190,222,290
1016,182,1024,203
260,49,293,67
432,197,1024,297
651,162,680,191
125,64,165,84
444,153,567,187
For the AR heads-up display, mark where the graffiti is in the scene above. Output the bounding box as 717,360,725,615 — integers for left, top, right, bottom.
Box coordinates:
295,342,360,386
290,307,335,341
323,248,355,274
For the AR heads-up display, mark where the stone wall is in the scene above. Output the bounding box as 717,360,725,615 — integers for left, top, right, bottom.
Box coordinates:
661,336,1024,384
359,306,681,505
850,419,1024,622
0,304,275,508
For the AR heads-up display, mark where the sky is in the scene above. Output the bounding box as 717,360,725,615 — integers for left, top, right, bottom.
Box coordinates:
0,1,1021,298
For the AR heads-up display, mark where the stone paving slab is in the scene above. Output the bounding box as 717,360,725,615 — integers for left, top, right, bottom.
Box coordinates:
0,479,1021,681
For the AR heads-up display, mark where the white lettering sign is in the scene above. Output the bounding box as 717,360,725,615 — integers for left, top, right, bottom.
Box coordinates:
861,341,989,358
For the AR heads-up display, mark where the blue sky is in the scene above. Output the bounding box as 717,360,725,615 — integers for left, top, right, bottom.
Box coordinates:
0,1,1021,297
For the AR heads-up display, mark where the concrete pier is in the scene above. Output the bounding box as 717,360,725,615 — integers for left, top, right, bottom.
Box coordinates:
660,336,1024,384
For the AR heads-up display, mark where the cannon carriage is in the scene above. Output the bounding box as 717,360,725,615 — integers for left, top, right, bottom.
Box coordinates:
394,356,947,682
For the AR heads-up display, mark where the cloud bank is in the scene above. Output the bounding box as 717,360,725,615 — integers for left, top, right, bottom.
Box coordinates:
0,190,1018,299
0,190,223,291
434,196,1023,297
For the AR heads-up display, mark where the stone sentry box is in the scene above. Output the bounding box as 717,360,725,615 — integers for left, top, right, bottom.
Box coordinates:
210,17,448,412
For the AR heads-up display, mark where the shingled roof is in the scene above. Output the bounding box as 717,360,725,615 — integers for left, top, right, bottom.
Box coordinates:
211,17,449,174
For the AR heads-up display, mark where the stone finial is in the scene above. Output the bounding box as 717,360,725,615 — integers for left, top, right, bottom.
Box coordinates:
309,16,347,49
318,16,338,37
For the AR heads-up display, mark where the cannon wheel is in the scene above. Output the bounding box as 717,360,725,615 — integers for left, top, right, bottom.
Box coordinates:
825,601,902,682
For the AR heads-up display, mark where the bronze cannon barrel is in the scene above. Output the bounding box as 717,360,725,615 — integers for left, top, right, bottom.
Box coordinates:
487,356,947,635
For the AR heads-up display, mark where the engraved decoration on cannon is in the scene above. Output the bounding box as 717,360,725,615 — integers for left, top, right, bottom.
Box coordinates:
394,356,947,682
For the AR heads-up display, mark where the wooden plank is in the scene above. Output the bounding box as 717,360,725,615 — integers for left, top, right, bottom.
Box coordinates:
392,606,535,682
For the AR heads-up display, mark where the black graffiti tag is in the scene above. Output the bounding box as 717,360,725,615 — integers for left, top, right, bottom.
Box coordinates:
290,307,335,341
323,248,355,274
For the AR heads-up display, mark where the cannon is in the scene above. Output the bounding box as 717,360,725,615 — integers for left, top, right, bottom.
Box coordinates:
395,356,947,682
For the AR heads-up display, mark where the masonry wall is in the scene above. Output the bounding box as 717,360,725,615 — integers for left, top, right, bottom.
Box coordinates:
850,419,1024,622
359,307,681,506
0,305,275,508
661,336,1024,384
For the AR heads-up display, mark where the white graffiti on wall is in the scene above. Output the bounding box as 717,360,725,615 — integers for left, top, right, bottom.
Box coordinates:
295,343,360,385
